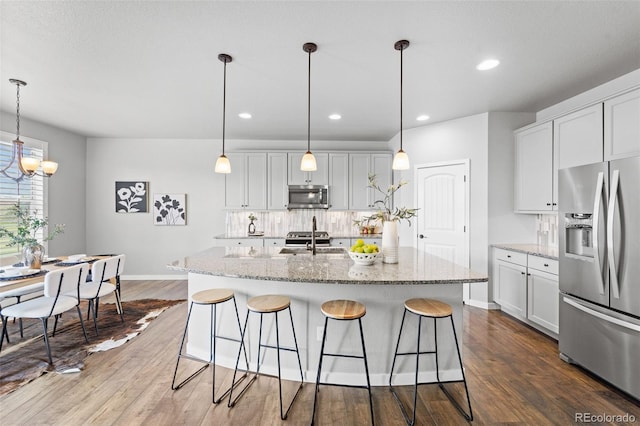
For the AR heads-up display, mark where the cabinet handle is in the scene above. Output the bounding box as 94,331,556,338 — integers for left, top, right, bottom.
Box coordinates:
418,234,425,239
552,203,557,206
546,203,551,206
527,273,531,276
521,272,525,275
544,263,549,267
507,255,512,258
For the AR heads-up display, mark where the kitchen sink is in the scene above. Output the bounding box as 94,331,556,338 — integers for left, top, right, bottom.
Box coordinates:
278,247,347,255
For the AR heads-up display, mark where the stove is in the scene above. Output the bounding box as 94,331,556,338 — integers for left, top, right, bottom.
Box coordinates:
285,231,331,247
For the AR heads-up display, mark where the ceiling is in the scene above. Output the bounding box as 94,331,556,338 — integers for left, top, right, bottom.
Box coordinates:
1,1,639,142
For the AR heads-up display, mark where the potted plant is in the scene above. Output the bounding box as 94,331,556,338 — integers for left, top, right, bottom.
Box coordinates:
367,174,418,263
0,204,64,269
247,212,258,235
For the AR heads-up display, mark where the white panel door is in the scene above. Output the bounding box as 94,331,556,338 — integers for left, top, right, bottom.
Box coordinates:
415,162,468,267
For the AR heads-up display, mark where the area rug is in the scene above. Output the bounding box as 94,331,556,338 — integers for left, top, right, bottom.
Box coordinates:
0,298,185,396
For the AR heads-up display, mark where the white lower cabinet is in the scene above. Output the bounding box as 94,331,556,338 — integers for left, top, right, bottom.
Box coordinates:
264,238,285,247
493,248,559,337
331,238,351,248
214,238,264,247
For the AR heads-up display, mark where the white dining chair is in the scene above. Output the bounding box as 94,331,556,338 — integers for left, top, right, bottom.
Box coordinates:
0,281,45,338
0,263,90,364
77,255,125,335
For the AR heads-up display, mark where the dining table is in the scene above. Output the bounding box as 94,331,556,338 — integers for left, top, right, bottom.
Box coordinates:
0,255,116,295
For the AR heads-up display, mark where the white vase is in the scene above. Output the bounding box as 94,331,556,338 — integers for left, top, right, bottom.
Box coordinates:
381,221,399,264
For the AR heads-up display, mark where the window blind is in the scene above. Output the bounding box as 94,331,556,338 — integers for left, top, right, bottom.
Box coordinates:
0,140,45,258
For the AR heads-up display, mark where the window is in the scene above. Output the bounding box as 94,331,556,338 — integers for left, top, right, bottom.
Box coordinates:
1,136,46,259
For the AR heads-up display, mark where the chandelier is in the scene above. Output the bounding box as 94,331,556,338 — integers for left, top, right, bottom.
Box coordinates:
1,79,58,182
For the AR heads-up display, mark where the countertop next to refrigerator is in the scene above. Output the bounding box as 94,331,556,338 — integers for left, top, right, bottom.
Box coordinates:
492,243,559,260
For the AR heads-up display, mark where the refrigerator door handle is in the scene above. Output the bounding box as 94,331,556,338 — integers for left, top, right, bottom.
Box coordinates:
592,171,605,295
563,297,640,332
607,169,620,299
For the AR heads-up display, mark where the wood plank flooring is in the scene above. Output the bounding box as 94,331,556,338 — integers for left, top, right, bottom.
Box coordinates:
1,279,638,425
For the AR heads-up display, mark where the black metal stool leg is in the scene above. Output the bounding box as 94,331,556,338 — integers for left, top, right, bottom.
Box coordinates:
438,315,473,421
288,306,305,383
171,302,210,390
389,309,408,387
358,317,375,426
311,316,329,425
228,310,255,407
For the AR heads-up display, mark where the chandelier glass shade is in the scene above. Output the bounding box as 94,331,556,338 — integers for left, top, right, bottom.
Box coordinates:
1,79,58,182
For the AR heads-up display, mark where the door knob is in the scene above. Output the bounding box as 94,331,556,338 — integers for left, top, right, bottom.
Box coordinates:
418,234,425,239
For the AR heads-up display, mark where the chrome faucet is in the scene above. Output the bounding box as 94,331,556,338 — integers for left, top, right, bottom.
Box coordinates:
311,215,317,255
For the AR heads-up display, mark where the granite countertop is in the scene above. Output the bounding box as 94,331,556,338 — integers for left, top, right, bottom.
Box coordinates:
213,234,382,240
492,243,559,260
168,246,487,285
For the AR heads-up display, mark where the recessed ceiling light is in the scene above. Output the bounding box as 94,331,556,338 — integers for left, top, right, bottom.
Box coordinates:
416,115,430,121
328,114,341,120
238,112,252,119
476,59,500,71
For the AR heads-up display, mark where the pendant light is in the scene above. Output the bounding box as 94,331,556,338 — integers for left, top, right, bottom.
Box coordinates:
215,53,232,174
392,40,411,171
300,42,318,172
1,79,59,182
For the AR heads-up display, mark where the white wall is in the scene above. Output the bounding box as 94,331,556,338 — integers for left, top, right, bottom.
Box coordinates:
85,138,389,277
0,111,87,256
388,112,537,306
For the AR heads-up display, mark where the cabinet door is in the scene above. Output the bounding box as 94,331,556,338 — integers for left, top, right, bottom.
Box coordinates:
527,268,559,334
331,238,351,248
349,153,373,209
264,238,285,247
288,152,329,185
245,153,267,210
514,122,554,212
494,259,527,319
604,89,640,161
268,153,289,210
329,153,349,210
554,104,604,171
225,153,248,209
371,153,393,199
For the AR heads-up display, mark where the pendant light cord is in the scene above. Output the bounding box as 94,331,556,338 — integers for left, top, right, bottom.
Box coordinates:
222,59,227,155
16,82,21,140
307,47,311,152
400,45,403,152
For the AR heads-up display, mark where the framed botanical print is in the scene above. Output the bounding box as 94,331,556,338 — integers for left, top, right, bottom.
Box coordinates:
153,193,186,225
115,181,148,213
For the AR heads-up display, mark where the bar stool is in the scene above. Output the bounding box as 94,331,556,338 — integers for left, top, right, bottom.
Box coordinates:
389,298,473,424
171,288,248,404
312,299,374,426
228,294,304,420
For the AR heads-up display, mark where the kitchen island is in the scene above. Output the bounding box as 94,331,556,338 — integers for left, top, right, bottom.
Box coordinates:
168,246,487,386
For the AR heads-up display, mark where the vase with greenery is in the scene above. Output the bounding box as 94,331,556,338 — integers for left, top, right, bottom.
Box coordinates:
0,204,65,269
367,174,418,263
247,212,257,235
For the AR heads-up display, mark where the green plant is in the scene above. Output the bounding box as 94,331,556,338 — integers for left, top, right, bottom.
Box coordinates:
248,212,258,221
367,174,418,225
0,204,64,247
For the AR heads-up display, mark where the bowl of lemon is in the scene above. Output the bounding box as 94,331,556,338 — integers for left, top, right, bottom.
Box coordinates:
348,239,380,266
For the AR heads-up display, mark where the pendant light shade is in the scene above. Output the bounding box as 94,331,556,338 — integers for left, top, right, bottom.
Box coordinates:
1,79,59,181
301,42,318,172
215,53,232,174
392,40,411,171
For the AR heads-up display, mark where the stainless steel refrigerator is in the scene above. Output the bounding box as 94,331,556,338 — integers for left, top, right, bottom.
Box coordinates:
558,155,640,400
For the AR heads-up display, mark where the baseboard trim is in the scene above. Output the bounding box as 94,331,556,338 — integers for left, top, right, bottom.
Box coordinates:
122,274,188,281
464,299,500,310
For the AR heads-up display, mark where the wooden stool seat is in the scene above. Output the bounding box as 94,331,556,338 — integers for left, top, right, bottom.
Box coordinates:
192,289,234,305
247,295,290,313
321,299,366,320
404,298,452,318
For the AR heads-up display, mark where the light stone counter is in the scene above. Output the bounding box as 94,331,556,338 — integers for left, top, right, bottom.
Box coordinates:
168,246,487,285
167,246,487,387
492,243,559,260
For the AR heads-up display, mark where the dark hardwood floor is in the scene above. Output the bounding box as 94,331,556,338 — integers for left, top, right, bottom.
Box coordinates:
0,279,638,425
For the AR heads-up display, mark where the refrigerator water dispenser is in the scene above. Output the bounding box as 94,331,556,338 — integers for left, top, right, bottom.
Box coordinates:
564,214,593,257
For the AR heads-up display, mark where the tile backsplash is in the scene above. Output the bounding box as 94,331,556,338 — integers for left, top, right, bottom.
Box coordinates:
225,210,375,237
536,214,558,247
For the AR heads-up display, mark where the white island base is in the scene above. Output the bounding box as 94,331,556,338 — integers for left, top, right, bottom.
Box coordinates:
186,273,467,386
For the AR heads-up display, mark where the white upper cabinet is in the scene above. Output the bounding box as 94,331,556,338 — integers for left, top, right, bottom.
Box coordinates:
267,153,288,210
604,89,640,161
514,122,555,212
554,103,603,170
328,153,349,210
349,153,392,210
288,152,329,185
224,152,267,210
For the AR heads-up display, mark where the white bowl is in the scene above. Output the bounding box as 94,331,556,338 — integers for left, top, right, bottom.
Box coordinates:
348,250,380,266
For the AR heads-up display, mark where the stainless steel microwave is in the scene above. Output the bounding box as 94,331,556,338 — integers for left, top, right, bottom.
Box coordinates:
287,185,329,209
